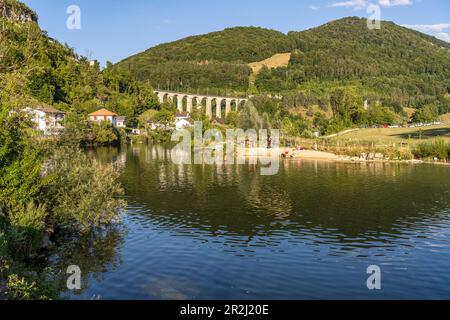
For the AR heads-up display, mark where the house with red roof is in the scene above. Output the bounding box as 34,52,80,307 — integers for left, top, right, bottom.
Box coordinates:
89,108,118,127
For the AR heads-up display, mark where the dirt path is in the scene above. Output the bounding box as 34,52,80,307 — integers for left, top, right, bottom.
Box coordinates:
323,129,360,139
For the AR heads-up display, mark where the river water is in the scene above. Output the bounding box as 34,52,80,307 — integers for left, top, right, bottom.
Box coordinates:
53,144,450,300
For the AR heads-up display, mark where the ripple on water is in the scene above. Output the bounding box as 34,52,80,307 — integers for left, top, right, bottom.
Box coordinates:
62,149,450,299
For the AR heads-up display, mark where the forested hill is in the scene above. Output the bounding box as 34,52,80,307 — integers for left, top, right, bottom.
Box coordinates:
116,27,292,94
122,27,292,64
287,17,450,81
116,17,450,111
0,0,158,125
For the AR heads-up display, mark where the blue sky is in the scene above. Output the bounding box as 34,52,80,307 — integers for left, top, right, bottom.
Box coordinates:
22,0,450,66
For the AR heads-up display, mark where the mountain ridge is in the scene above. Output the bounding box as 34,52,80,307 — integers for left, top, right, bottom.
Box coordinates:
115,17,450,111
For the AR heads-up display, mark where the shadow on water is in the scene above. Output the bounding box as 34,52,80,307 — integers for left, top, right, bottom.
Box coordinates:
48,225,126,299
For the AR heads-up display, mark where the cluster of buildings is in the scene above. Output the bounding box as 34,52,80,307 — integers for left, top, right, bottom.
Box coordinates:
23,106,195,136
147,112,193,132
22,106,66,136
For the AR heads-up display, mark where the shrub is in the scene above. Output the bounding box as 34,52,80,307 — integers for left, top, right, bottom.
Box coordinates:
45,145,125,232
413,139,450,161
90,121,120,146
6,203,47,258
6,271,56,300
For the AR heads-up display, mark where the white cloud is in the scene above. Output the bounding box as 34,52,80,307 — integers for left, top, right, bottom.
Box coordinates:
403,23,450,43
436,32,450,43
331,0,414,10
379,0,413,7
331,0,367,10
309,5,321,10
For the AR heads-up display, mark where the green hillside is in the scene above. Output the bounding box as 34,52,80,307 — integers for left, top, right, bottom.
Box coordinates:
258,17,450,110
0,0,158,125
116,17,450,111
122,26,291,64
117,27,292,95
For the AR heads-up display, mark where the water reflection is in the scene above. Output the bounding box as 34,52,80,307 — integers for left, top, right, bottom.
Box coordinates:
71,144,450,299
98,145,450,244
49,226,126,299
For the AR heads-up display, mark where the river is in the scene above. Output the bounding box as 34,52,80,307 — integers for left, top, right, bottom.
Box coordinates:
51,144,450,300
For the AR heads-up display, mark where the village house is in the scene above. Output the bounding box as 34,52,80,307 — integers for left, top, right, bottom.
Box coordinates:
23,105,65,135
175,112,192,131
147,112,192,131
116,116,127,128
89,108,118,127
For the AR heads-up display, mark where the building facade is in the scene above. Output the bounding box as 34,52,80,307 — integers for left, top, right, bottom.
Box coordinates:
116,116,126,128
89,108,118,127
23,106,65,135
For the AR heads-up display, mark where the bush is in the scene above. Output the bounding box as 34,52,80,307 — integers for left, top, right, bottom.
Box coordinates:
413,139,450,161
6,203,47,258
6,271,56,300
45,145,126,232
1,106,127,299
90,121,120,146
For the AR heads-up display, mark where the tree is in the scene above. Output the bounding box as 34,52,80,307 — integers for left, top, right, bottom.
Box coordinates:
238,100,264,130
412,105,439,123
138,109,159,128
225,111,239,127
155,109,176,128
313,112,329,133
90,121,119,145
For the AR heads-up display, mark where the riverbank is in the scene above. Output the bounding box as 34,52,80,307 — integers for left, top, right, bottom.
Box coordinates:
282,147,450,165
281,149,339,160
240,146,448,165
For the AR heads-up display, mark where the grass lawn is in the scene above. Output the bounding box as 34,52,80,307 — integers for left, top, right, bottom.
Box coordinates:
328,124,450,145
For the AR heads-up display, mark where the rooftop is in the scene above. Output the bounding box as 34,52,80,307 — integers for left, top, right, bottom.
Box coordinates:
211,117,225,125
89,108,117,117
175,112,190,118
28,105,65,114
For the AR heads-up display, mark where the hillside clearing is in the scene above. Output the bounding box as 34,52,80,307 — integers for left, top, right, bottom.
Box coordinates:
248,52,292,74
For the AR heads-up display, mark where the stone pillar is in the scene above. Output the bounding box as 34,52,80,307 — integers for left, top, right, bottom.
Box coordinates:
206,98,212,119
186,97,193,113
177,96,183,113
216,99,222,119
157,92,165,103
225,99,231,116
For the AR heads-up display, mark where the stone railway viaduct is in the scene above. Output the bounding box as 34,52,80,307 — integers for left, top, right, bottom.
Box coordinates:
155,90,248,119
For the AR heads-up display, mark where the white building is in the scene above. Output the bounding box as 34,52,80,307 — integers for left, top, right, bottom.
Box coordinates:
23,106,65,135
89,108,118,127
116,116,126,128
175,119,191,131
175,112,192,131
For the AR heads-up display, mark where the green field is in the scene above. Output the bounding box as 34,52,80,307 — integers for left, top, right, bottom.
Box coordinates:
329,124,450,145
